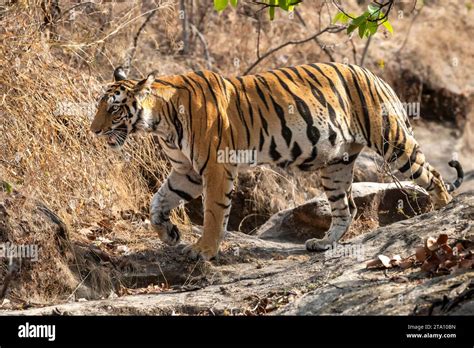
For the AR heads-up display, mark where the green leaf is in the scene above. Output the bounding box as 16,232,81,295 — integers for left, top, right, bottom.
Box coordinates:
268,0,276,19
347,23,357,35
1,181,13,194
351,13,369,27
230,0,238,7
278,0,289,10
368,3,380,16
213,0,228,12
269,5,275,19
332,12,344,24
382,20,393,34
358,20,367,38
367,21,378,36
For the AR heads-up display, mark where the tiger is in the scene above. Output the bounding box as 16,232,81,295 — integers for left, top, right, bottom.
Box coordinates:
90,63,464,260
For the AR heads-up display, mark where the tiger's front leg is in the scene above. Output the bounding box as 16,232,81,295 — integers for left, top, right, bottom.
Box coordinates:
183,165,235,260
150,168,202,246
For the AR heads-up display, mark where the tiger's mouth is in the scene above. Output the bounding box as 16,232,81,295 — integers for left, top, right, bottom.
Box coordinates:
106,130,127,148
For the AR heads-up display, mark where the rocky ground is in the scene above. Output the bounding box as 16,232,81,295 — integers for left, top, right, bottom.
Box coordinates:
1,185,472,316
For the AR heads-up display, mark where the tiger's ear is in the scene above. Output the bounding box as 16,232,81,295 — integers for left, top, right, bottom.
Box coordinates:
113,66,127,81
133,72,156,99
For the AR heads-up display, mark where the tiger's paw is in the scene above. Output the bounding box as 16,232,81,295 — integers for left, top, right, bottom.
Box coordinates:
305,238,333,252
182,241,218,261
151,222,180,246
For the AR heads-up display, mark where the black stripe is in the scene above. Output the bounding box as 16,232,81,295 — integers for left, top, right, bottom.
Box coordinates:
328,193,346,202
390,121,407,163
224,167,235,181
269,71,319,146
298,147,318,171
237,76,255,127
324,63,354,103
300,65,323,87
328,124,337,146
314,64,348,115
218,75,228,96
277,68,297,83
253,77,270,110
171,104,183,149
268,93,292,146
258,108,269,135
227,78,251,147
186,174,202,185
291,142,302,161
410,165,424,180
259,130,265,152
187,75,209,126
426,176,435,191
269,136,281,161
347,66,372,147
199,146,211,176
154,79,181,89
168,181,193,201
399,146,419,173
216,202,231,209
167,156,183,164
322,185,337,191
287,66,305,82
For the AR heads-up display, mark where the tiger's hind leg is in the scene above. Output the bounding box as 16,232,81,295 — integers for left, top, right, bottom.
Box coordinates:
386,134,452,209
306,145,362,252
150,168,202,246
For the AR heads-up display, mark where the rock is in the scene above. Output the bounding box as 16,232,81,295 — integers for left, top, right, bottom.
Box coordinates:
277,192,474,315
352,181,432,227
256,181,431,243
353,151,388,183
256,197,331,242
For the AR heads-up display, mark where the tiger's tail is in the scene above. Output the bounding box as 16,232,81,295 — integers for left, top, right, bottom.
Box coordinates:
375,117,463,207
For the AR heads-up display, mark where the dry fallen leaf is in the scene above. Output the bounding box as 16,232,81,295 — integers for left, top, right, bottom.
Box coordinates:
440,244,453,254
459,259,473,269
436,233,448,245
390,255,402,266
399,258,415,269
426,237,438,251
366,258,383,268
416,247,428,262
378,254,392,268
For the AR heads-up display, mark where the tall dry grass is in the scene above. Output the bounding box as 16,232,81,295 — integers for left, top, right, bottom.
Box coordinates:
0,1,188,234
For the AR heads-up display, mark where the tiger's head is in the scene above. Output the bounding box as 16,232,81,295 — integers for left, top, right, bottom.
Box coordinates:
90,67,157,149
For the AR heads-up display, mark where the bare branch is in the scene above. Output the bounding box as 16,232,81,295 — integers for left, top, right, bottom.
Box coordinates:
190,23,212,70
294,8,334,61
244,25,346,75
123,8,158,70
360,35,372,66
396,7,422,55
